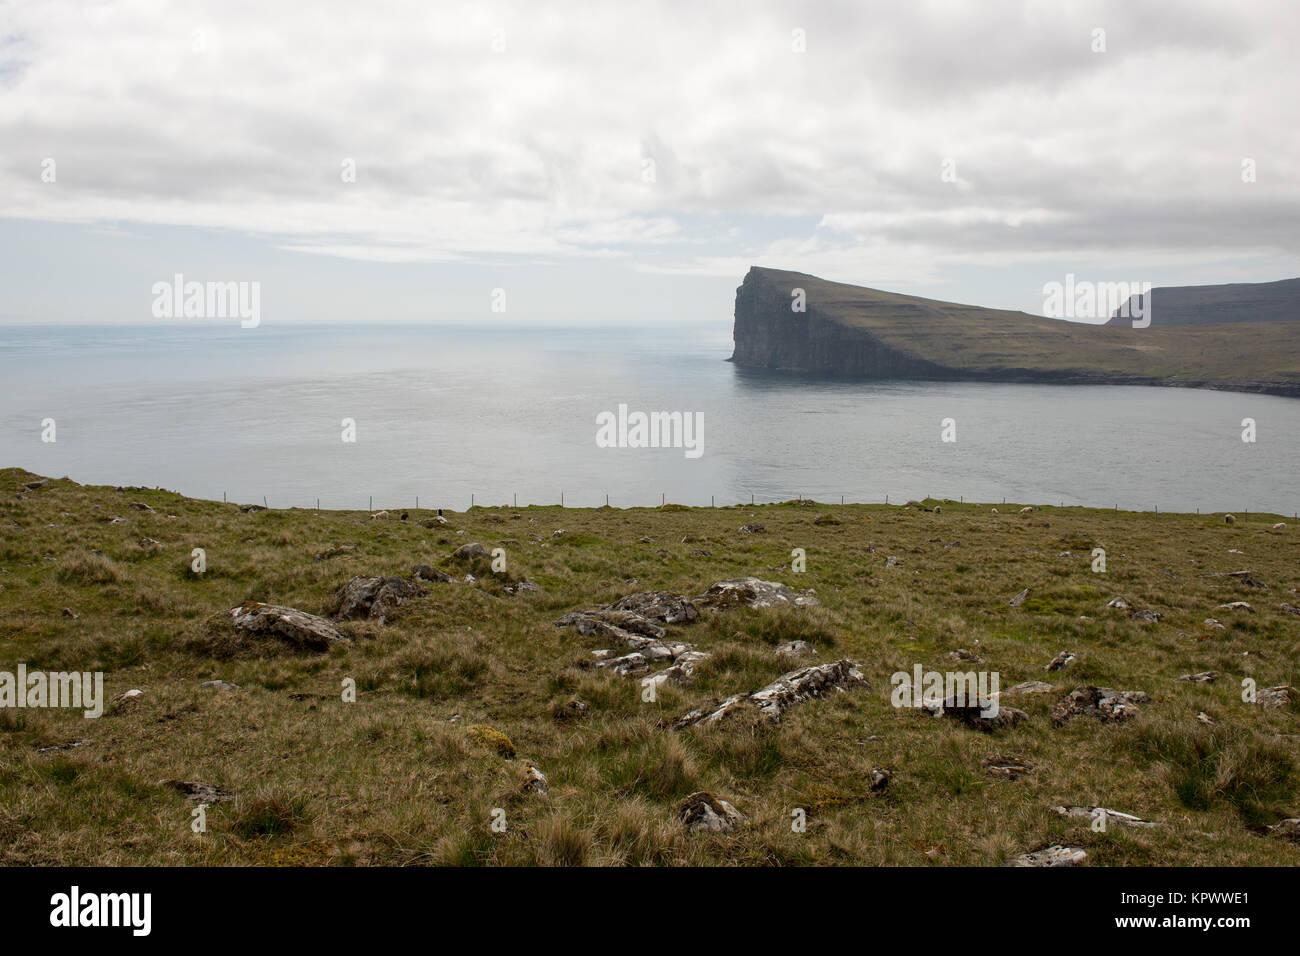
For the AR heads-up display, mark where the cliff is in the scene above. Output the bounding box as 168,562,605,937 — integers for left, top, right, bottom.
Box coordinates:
730,267,1300,397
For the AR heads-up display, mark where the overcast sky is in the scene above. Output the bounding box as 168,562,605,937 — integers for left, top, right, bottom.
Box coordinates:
1,0,1297,325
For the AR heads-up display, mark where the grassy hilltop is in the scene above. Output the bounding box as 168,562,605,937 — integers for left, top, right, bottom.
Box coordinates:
1,467,1298,866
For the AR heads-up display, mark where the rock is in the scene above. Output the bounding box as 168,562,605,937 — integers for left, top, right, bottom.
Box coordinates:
1044,651,1076,672
681,534,700,543
327,576,425,623
1218,601,1255,613
869,768,892,792
556,609,667,642
161,780,234,803
1203,618,1226,630
1105,596,1129,609
451,542,492,561
1009,588,1031,608
1282,603,1300,616
593,652,649,676
1269,819,1300,842
775,640,817,659
113,688,144,704
314,544,357,560
419,515,449,527
411,564,454,583
948,648,984,663
983,754,1033,779
199,680,240,691
551,529,567,538
1130,608,1163,623
813,513,841,526
238,504,266,513
885,555,902,567
999,680,1056,697
738,523,765,534
639,536,655,543
1008,845,1087,867
1199,570,1268,589
25,479,50,490
520,761,548,796
554,698,590,720
1051,686,1150,727
925,695,1028,732
680,791,743,833
695,577,819,610
128,502,156,513
1176,672,1218,683
62,608,78,619
674,659,869,728
228,601,350,650
468,725,516,758
503,579,540,595
1051,806,1161,828
607,591,700,624
1256,686,1294,710
1196,711,1217,725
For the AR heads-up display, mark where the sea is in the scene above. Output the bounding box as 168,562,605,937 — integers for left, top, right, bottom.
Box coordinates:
1,322,1296,515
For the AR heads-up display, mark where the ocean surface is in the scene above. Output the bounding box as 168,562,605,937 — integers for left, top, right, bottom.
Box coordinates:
1,323,1297,514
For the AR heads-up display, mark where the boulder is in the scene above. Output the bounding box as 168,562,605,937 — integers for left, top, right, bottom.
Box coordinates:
695,577,819,610
1051,686,1150,727
1044,651,1076,672
738,523,765,534
680,791,743,833
607,590,700,624
411,564,454,583
228,601,349,650
775,640,817,659
450,542,492,562
812,513,841,526
1256,686,1294,710
327,576,425,623
1008,845,1087,867
674,659,868,728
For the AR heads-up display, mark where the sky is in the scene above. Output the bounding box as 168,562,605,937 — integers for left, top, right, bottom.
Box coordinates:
1,0,1297,326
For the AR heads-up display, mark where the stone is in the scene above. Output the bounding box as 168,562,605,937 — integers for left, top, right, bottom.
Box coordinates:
1269,819,1300,841
1196,711,1217,725
238,504,266,513
1204,618,1226,629
520,762,548,796
128,502,155,512
1199,570,1268,589
674,659,868,728
607,590,700,624
948,648,984,663
314,544,357,560
1008,845,1086,867
1130,608,1163,623
813,513,841,526
680,791,743,833
1044,651,1075,672
451,542,492,562
1176,671,1218,683
199,680,240,691
327,576,425,623
228,601,349,650
1105,596,1129,609
999,681,1056,699
554,698,590,720
885,555,902,567
695,577,819,610
593,652,649,676
869,768,892,792
1280,603,1300,616
1051,806,1161,828
1218,602,1255,613
983,754,1033,779
1051,686,1150,727
411,564,454,583
419,515,449,527
775,640,818,659
738,523,765,534
1256,686,1293,710
161,780,234,803
1009,588,1031,607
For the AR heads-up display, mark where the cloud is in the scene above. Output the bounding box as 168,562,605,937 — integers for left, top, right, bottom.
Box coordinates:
1,0,1297,284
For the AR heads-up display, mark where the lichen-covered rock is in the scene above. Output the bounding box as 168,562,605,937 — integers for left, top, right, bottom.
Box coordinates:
1256,685,1294,710
1051,686,1150,727
1044,651,1076,672
327,576,425,623
520,761,548,796
1009,588,1031,607
983,754,1033,779
694,577,819,610
1000,680,1055,697
674,659,868,728
1008,845,1087,867
228,601,349,650
775,640,817,659
680,791,743,833
315,544,357,560
450,542,492,562
1051,806,1161,828
607,591,700,624
1176,671,1218,683
1269,819,1300,842
411,563,454,583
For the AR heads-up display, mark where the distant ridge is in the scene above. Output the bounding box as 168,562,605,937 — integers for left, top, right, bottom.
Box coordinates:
730,267,1300,398
1106,277,1300,326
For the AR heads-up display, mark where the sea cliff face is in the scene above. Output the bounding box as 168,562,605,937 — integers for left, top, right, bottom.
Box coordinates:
729,266,1300,397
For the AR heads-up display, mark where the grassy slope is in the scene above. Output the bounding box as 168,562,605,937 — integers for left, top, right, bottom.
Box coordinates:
1,467,1297,866
755,267,1300,386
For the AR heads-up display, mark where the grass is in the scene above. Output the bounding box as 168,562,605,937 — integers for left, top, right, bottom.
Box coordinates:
0,467,1297,866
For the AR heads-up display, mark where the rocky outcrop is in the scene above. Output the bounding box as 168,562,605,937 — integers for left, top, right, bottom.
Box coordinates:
673,659,868,728
730,266,1300,398
327,576,425,623
228,601,348,650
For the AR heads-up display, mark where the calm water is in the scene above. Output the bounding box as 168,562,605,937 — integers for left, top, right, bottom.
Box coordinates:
1,323,1296,514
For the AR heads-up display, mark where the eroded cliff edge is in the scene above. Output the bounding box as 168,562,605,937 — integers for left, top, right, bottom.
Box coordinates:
729,266,1300,397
